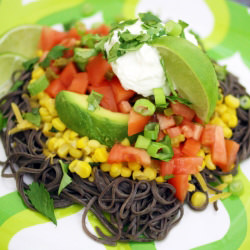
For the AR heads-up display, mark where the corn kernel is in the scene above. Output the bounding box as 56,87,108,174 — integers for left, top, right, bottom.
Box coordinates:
155,176,165,183
110,163,122,178
228,116,238,128
32,67,45,80
47,137,57,152
54,138,65,150
101,163,112,172
188,183,196,192
69,147,83,159
209,116,226,128
197,149,205,158
225,95,240,109
29,78,36,84
84,156,92,162
37,92,49,100
221,112,231,124
92,148,109,162
55,132,63,138
188,174,192,181
216,97,223,105
42,123,54,137
69,130,78,140
171,134,185,147
39,107,49,117
57,144,70,158
121,138,130,146
83,146,92,155
75,161,92,178
202,146,210,154
69,159,79,172
132,170,144,180
121,167,132,178
41,115,53,123
143,167,157,181
223,127,233,139
205,154,216,170
88,139,101,149
221,174,233,184
128,162,141,171
215,104,227,115
191,191,207,207
77,137,89,149
88,176,94,182
52,118,66,132
63,129,71,141
227,107,237,116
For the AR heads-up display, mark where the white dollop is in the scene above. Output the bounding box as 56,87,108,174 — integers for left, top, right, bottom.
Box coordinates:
105,20,169,97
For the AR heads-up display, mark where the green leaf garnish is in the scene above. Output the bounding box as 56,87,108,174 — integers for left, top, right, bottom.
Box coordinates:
87,90,103,111
23,108,41,126
110,19,138,32
166,95,192,106
50,126,58,133
58,160,72,195
23,57,39,71
25,182,57,225
139,12,161,26
10,80,24,92
81,34,101,48
164,174,175,180
40,45,68,68
0,111,7,132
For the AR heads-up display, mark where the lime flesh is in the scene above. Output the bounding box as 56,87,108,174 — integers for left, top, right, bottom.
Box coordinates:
0,53,26,98
152,36,218,122
0,25,42,58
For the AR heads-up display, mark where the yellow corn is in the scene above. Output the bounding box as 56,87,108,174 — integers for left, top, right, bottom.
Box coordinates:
225,95,240,109
221,112,231,124
202,146,210,154
92,148,109,162
29,78,36,84
54,138,65,150
57,144,70,158
69,147,83,159
191,191,207,207
32,67,45,80
143,167,157,181
132,170,145,180
121,138,130,146
84,156,92,162
197,149,205,158
75,161,92,178
100,163,112,172
41,115,53,123
37,50,43,57
121,167,132,178
42,123,53,137
209,116,226,128
63,129,71,141
77,137,89,149
82,146,92,155
223,127,233,139
39,107,50,117
69,130,78,140
110,163,122,178
198,160,206,171
205,154,216,170
221,174,233,184
69,159,79,172
171,134,185,147
88,139,101,149
188,174,192,181
228,116,238,128
215,104,227,115
227,107,237,116
128,162,141,171
55,132,63,138
47,137,57,152
155,176,165,183
188,183,196,192
52,118,66,132
36,92,49,100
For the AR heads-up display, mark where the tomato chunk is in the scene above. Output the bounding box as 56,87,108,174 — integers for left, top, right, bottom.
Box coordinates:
170,102,195,121
87,24,110,36
67,72,88,94
86,54,111,86
166,126,181,138
108,144,151,166
182,138,201,156
110,77,135,104
128,109,151,136
157,114,175,130
168,175,189,202
192,124,203,141
118,101,132,114
59,62,78,87
201,124,216,146
173,147,183,158
45,79,65,98
211,126,227,168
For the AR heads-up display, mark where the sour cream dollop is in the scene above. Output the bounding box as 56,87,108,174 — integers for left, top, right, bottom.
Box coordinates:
104,20,170,97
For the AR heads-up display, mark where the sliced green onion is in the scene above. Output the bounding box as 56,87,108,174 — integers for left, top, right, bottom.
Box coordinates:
240,95,250,110
27,75,49,96
74,48,97,71
153,88,167,108
135,135,151,149
87,90,103,111
174,115,183,125
81,34,101,48
229,179,244,196
165,20,182,37
144,122,159,140
133,99,156,116
164,174,175,180
164,108,174,116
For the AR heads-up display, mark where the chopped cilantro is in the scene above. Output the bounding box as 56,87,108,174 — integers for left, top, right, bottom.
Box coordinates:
87,90,103,111
10,80,24,92
164,174,175,180
25,182,57,225
23,108,41,126
58,160,72,195
23,57,39,71
110,19,138,32
166,96,192,106
139,12,161,26
40,45,68,68
81,34,101,48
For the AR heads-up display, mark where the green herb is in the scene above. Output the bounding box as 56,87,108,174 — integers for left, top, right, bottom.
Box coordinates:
139,12,161,26
95,36,109,53
164,174,175,180
63,19,78,31
74,48,97,71
10,80,24,92
178,20,189,38
0,111,7,132
110,19,138,32
25,182,57,225
135,135,151,149
133,98,156,116
87,90,103,111
27,75,49,96
81,34,101,48
23,108,41,126
166,95,192,106
50,126,58,133
40,45,68,68
164,108,174,116
58,160,72,195
174,115,183,125
23,57,39,71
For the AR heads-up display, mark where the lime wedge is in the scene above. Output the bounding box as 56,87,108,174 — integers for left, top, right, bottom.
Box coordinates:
152,36,218,122
0,25,42,58
0,53,26,98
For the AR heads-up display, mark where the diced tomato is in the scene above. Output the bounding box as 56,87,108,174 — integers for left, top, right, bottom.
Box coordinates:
166,126,181,138
87,24,110,36
173,147,183,158
201,124,216,146
110,77,135,104
211,126,227,168
108,144,151,166
194,115,204,125
50,64,61,74
128,109,151,136
181,125,193,138
59,62,78,87
168,175,189,202
89,82,118,112
157,114,175,130
60,38,78,48
192,124,203,141
221,140,240,172
156,130,165,142
118,101,132,114
67,72,88,94
45,79,65,98
86,54,111,86
67,28,81,40
182,139,201,156
160,160,174,175
171,102,195,121
39,27,67,51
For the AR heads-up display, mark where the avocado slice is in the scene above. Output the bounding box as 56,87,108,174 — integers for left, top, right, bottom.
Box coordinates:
55,91,132,148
